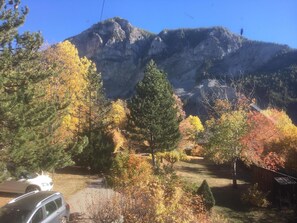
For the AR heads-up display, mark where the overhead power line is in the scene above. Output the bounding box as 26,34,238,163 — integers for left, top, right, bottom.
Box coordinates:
100,0,106,21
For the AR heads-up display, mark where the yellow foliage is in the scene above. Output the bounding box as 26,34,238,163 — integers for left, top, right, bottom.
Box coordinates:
179,115,204,151
109,99,127,128
188,115,204,132
261,108,296,136
112,129,126,152
261,109,297,171
109,153,208,222
44,41,94,140
220,110,247,126
156,150,189,168
104,99,128,151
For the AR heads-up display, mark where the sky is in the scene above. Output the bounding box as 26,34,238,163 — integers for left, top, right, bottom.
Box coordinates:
20,0,297,48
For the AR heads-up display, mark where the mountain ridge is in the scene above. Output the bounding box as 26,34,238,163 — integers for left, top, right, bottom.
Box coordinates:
67,17,297,120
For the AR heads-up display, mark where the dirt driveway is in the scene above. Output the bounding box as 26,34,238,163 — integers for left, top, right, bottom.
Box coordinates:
0,192,16,207
0,178,116,223
67,178,117,223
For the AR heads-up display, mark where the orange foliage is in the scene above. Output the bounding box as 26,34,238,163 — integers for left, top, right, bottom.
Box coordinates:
108,153,208,222
173,94,186,120
111,129,126,152
105,99,128,152
179,115,204,152
243,108,297,171
242,110,281,168
110,153,153,188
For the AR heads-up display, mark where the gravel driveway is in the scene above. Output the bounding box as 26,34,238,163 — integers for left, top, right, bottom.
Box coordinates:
67,178,116,223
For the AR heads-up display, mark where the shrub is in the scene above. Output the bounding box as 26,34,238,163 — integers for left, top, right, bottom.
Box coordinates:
156,150,189,170
108,152,153,188
182,181,199,194
88,180,208,223
0,162,10,182
197,180,215,211
241,183,270,207
104,153,209,222
190,145,205,156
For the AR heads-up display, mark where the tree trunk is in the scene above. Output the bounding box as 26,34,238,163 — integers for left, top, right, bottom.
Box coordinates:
151,148,156,168
232,158,238,189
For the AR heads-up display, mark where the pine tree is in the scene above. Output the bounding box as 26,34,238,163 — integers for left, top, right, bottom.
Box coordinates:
75,62,112,171
197,179,215,211
0,0,68,175
0,0,27,178
128,60,180,167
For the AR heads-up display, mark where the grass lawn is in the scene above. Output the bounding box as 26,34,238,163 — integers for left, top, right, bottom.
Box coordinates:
175,157,296,223
53,166,97,199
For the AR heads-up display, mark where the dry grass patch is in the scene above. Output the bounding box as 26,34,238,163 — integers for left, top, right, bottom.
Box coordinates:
52,173,91,199
53,166,96,199
175,156,249,187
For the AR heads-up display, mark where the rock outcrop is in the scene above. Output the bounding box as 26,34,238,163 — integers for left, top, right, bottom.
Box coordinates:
67,17,296,118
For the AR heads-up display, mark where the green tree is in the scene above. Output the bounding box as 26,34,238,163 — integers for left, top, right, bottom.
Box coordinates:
197,180,215,211
0,0,68,175
78,127,114,172
127,60,180,168
0,0,28,181
205,107,248,188
75,63,113,172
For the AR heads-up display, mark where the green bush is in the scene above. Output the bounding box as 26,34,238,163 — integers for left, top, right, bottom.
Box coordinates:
182,181,199,194
0,162,10,183
197,179,215,211
241,183,270,207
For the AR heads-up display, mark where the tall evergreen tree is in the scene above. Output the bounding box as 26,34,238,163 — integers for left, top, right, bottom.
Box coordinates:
75,62,113,171
0,0,68,175
128,60,180,167
0,0,29,178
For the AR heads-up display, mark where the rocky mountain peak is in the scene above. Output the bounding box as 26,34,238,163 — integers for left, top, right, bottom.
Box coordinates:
67,17,296,118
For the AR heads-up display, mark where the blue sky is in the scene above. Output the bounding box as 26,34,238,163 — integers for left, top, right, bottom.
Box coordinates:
20,0,297,48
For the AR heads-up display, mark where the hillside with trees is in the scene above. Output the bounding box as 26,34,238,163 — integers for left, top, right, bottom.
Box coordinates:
0,1,296,222
68,17,297,124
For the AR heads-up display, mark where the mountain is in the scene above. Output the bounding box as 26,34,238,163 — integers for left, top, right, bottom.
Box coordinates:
67,17,297,121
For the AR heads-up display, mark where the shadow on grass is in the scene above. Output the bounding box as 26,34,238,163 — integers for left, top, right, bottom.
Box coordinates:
176,157,297,223
176,157,251,182
56,166,92,176
216,205,296,223
211,184,249,210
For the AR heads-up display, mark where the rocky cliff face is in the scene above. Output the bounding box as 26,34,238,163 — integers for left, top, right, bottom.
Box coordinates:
67,17,296,118
68,17,155,98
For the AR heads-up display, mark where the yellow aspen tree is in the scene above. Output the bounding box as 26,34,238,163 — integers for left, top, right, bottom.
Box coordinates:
105,99,128,152
44,41,91,141
179,115,204,151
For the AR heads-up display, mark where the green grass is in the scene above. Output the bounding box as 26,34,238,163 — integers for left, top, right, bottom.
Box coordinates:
175,157,296,223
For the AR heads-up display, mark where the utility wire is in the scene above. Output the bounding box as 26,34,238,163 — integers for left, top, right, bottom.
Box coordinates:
100,0,106,21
